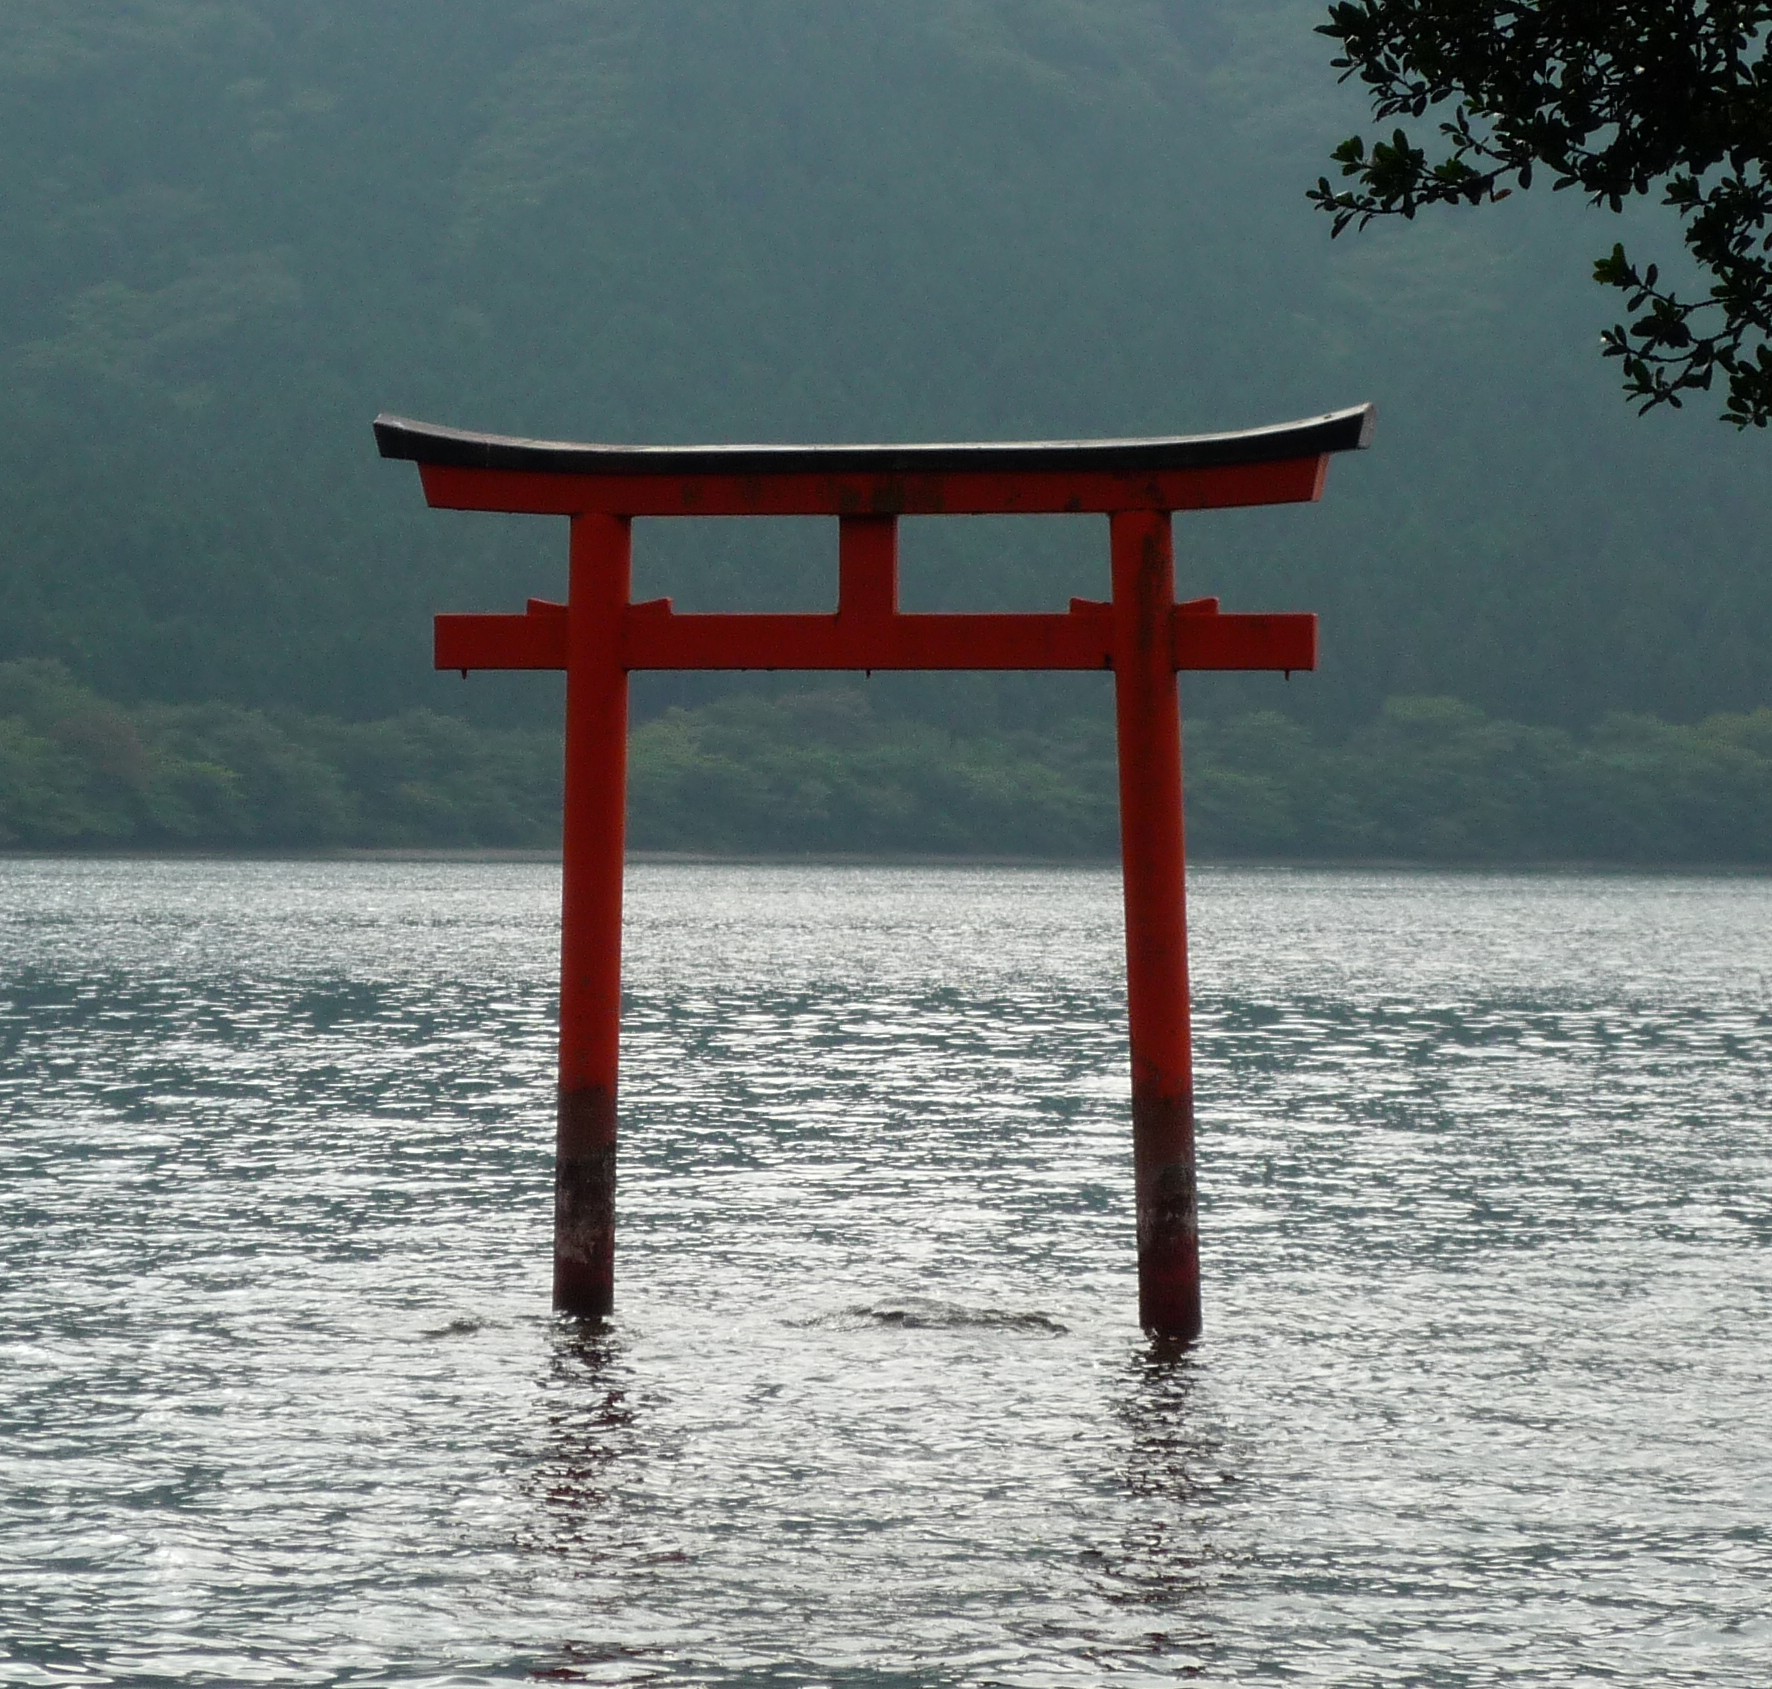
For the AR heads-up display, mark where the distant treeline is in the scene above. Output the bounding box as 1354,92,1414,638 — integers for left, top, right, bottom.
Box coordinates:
1,661,1767,864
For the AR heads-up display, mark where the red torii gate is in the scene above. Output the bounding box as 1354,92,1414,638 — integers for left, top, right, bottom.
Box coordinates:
376,404,1374,1342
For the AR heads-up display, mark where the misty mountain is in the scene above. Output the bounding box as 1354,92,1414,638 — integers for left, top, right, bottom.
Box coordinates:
1,0,1766,737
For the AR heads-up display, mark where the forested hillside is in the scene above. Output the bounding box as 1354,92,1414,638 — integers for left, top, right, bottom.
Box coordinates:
0,1,1767,760
8,659,1769,864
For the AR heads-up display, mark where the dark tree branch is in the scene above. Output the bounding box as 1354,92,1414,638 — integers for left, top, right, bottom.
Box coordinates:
1310,1,1772,426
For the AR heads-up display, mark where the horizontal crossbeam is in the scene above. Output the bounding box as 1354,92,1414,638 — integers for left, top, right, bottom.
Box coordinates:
408,459,1331,518
435,600,1317,674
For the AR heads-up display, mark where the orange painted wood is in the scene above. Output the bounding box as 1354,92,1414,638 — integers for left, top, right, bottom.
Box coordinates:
554,515,630,1320
414,456,1330,518
436,605,1316,674
1111,510,1201,1341
436,611,566,671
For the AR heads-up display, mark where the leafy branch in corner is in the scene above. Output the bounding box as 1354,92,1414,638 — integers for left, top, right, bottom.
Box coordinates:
1309,2,1772,426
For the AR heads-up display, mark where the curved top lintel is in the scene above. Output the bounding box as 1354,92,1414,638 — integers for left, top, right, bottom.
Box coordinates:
373,405,1375,479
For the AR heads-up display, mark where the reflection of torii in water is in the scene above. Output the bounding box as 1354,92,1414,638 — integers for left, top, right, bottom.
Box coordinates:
376,403,1375,1343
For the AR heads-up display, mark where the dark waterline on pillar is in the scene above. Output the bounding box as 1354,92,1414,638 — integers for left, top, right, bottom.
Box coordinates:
1131,1093,1201,1336
554,1085,617,1319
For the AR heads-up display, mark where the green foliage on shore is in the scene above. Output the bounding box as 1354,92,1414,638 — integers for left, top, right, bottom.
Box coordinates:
4,662,1766,864
0,660,561,849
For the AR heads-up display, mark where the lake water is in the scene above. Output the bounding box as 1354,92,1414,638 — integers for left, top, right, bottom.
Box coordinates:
2,859,1769,1687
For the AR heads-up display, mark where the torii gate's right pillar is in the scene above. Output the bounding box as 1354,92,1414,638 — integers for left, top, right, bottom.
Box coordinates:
1112,510,1199,1339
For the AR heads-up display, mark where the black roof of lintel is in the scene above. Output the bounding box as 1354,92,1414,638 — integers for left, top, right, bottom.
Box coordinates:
373,405,1375,478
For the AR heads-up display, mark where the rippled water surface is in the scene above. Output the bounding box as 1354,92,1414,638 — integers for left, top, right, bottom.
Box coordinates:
2,859,1770,1686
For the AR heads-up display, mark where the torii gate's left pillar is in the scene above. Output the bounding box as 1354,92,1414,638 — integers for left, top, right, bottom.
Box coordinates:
554,514,631,1316
1112,510,1199,1338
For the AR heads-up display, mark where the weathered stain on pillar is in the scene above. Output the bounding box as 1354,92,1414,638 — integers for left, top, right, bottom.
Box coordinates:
554,1086,618,1318
1131,1092,1200,1336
